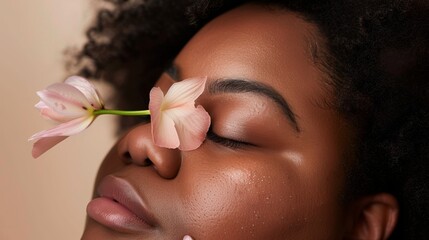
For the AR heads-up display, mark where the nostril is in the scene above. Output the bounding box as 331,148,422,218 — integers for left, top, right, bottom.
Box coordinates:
141,158,153,167
123,150,153,167
122,152,132,164
123,152,132,159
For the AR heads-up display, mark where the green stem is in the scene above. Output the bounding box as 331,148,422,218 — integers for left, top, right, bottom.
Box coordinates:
93,109,150,116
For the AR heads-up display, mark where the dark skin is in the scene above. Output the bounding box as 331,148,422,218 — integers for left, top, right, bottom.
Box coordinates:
82,4,398,239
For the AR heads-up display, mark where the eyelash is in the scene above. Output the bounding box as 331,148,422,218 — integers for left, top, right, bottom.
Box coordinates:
206,128,252,149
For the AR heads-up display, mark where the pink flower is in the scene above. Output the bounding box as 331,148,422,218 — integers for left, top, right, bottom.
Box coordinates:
30,75,211,158
149,76,211,151
29,76,103,158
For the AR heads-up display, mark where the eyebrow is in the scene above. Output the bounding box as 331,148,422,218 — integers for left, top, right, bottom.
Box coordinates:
209,79,300,132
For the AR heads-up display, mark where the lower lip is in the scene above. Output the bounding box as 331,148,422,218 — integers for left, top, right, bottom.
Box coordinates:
87,197,152,233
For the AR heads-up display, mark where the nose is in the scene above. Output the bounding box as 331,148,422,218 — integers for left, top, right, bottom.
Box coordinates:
118,123,181,179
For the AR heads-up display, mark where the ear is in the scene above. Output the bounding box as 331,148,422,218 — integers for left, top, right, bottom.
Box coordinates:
344,193,399,240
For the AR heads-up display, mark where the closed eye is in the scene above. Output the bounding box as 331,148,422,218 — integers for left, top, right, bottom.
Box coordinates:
206,128,253,149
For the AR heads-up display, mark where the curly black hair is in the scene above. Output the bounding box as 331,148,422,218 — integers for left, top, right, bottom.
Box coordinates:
73,0,429,239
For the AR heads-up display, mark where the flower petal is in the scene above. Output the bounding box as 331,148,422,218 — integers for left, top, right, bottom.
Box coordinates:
65,76,103,109
35,101,47,109
29,116,94,141
32,136,68,158
163,77,207,108
165,104,211,151
152,111,181,149
149,87,180,148
35,101,76,122
38,82,92,117
149,77,210,150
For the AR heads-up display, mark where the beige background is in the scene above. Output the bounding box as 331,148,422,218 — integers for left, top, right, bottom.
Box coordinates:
0,1,116,239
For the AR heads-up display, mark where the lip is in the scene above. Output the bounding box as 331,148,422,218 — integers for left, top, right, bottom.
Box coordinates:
86,175,157,233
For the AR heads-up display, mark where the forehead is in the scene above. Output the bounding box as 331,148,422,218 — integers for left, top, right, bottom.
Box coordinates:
175,3,327,102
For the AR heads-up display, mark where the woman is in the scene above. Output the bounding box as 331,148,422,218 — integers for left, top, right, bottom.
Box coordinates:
77,0,428,239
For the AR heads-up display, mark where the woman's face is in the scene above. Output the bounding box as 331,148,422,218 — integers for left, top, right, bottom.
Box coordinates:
82,4,355,240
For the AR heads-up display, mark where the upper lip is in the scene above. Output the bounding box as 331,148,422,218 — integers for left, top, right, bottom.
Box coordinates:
96,175,158,227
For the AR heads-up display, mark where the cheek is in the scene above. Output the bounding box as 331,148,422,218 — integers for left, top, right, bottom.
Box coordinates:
178,155,321,239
